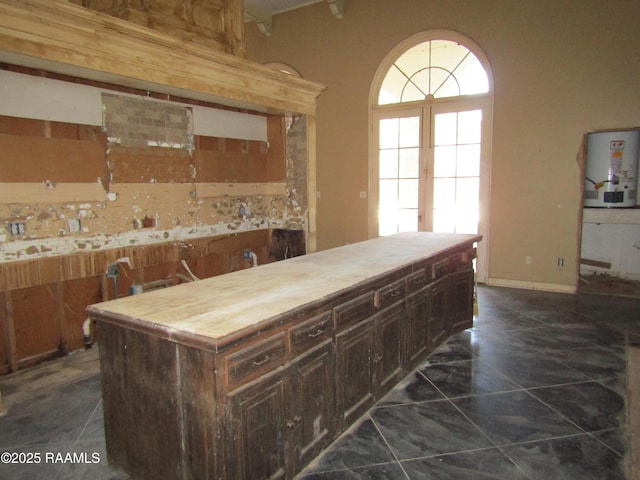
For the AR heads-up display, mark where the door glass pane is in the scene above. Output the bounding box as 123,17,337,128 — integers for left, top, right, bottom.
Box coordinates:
379,118,399,148
399,117,420,147
433,209,455,233
433,178,455,209
434,112,457,145
456,144,480,177
398,209,418,232
456,178,479,211
378,209,399,236
399,148,419,177
379,179,398,207
378,116,420,236
458,110,482,144
379,149,398,178
432,110,481,235
398,179,419,208
434,146,456,177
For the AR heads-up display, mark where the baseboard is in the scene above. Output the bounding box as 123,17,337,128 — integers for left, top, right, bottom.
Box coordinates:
484,277,577,294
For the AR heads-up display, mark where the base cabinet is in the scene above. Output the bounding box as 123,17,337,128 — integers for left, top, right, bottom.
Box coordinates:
92,235,479,480
336,318,376,429
429,277,450,350
406,286,431,369
227,339,336,480
374,302,405,395
227,368,290,480
291,340,336,472
449,268,475,335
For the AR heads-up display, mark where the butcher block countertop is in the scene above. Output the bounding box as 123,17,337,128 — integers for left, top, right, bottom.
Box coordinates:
87,232,480,349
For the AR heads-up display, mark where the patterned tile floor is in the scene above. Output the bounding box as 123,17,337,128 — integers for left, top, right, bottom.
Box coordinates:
0,285,638,479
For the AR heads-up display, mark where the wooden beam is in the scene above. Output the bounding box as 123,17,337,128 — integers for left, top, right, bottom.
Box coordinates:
0,0,326,115
580,258,611,269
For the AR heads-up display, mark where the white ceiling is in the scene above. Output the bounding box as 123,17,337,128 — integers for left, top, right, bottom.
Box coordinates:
244,0,323,17
243,0,343,35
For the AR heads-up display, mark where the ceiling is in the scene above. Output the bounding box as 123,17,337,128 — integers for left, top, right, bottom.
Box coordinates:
244,0,323,17
243,0,344,35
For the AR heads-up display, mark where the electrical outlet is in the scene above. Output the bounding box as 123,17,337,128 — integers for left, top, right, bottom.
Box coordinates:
525,255,532,265
68,219,81,233
8,222,26,236
557,257,565,268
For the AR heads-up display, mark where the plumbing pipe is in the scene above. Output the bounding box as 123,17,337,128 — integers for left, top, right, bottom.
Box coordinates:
82,318,93,349
181,259,200,281
243,249,258,267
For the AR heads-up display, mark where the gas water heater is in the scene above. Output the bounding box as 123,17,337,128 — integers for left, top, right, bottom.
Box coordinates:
584,129,640,208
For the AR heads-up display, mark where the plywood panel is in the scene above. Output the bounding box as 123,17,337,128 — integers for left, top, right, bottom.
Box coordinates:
0,134,104,183
0,115,43,136
61,276,102,352
0,182,106,204
11,284,60,362
194,136,269,182
108,146,193,183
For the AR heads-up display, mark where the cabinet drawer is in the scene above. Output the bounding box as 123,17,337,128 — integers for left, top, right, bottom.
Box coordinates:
431,257,451,279
406,269,428,293
334,292,376,329
375,279,406,310
225,332,286,387
289,311,333,356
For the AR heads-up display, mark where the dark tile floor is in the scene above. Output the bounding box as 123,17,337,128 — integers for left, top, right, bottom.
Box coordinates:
0,285,637,480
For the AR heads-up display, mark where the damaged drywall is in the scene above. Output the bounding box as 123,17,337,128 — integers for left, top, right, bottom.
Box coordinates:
0,89,309,263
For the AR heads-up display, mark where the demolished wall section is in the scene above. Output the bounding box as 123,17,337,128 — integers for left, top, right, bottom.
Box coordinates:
0,73,310,373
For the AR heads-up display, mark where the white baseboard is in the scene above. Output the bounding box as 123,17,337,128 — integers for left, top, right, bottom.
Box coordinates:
484,277,577,294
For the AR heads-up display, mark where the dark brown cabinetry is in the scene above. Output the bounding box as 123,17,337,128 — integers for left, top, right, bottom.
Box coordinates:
89,233,480,480
291,340,336,472
335,317,376,428
227,367,289,480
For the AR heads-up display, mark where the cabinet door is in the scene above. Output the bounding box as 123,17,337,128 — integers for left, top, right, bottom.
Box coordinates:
449,268,474,335
336,319,376,428
227,368,289,480
429,276,450,349
291,340,336,473
406,286,431,369
374,302,405,395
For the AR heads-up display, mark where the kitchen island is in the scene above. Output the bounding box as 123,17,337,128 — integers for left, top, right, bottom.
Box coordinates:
87,232,481,480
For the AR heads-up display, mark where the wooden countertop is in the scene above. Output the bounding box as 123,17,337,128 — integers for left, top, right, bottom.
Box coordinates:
87,232,480,347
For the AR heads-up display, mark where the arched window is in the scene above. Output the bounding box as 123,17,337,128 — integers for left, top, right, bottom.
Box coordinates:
378,39,489,104
369,31,493,282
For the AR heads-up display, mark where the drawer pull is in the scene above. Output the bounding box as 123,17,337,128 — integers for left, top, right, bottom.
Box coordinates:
252,355,271,366
308,328,326,338
286,416,302,429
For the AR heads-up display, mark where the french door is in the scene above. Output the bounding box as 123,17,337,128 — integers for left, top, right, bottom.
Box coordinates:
373,98,490,280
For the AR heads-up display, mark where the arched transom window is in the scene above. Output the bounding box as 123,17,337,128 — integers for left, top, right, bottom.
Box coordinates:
378,40,489,105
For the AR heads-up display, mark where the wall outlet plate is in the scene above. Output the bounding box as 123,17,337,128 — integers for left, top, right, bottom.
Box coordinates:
8,222,26,236
68,219,81,233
